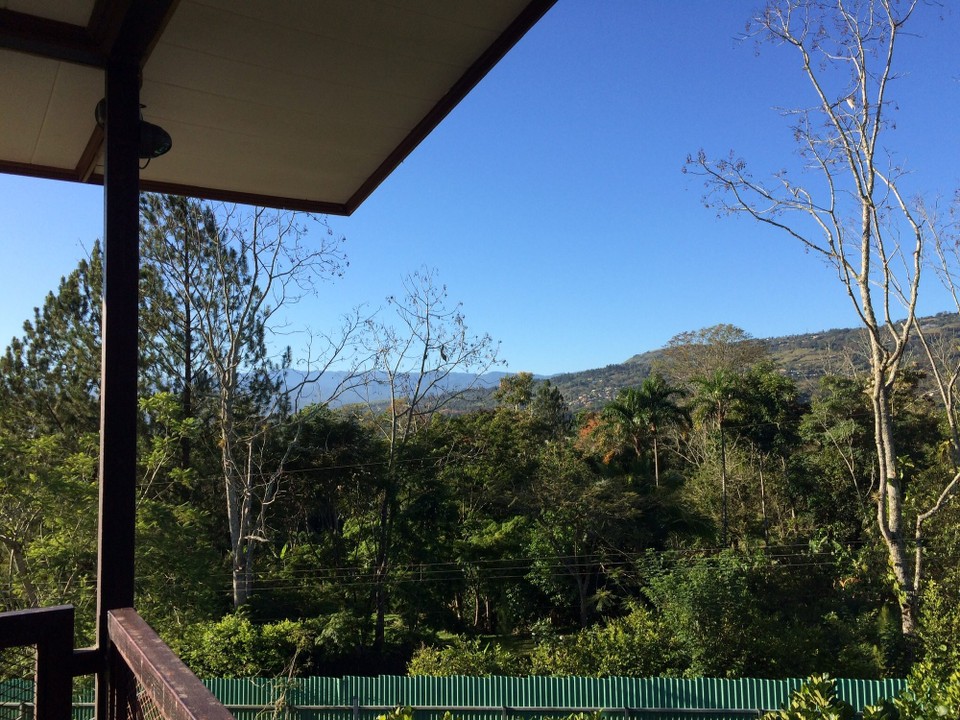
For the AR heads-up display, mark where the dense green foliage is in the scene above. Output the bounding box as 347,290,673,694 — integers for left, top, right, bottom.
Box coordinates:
1,195,959,683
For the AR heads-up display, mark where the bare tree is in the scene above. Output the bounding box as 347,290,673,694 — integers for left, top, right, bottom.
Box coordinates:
686,0,931,636
908,201,960,611
359,267,502,650
144,199,364,608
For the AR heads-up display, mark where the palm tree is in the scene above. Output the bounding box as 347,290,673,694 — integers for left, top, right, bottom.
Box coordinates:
602,372,688,487
691,368,740,546
602,388,646,464
635,372,688,487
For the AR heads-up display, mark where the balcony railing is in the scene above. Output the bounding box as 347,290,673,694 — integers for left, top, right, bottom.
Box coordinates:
106,609,233,720
0,606,233,720
0,607,74,720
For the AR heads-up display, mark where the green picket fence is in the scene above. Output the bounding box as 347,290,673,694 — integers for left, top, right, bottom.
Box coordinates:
6,675,909,720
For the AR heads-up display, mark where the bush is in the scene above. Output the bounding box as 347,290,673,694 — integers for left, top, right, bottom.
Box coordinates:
174,614,264,677
376,708,416,720
407,636,527,676
917,578,960,670
644,550,891,678
529,604,672,676
173,614,320,677
894,659,960,720
762,675,896,720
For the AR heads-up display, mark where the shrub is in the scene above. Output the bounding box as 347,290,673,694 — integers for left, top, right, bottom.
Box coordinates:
173,614,319,677
530,604,674,676
407,636,527,676
376,708,415,720
174,613,264,677
644,549,891,678
762,675,896,720
894,659,960,720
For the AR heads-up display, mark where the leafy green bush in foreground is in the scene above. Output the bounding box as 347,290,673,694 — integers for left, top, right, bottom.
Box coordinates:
765,669,960,720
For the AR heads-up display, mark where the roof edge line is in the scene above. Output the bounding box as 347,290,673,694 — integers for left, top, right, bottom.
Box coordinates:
342,0,557,214
134,178,350,215
0,159,84,184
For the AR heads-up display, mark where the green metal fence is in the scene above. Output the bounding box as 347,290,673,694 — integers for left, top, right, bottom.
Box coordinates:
5,675,909,720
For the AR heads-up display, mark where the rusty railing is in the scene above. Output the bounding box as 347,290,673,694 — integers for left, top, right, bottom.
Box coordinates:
106,609,233,720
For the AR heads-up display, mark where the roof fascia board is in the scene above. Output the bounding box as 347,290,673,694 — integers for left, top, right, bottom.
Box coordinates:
77,126,106,182
104,174,351,215
0,159,88,184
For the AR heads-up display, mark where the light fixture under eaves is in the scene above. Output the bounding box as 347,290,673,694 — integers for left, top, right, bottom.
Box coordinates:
95,99,173,160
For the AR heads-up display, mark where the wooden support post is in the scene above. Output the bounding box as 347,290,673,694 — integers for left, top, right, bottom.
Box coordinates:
95,54,140,720
34,606,74,720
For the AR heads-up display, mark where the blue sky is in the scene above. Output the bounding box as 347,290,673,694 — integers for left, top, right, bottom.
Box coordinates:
1,1,958,376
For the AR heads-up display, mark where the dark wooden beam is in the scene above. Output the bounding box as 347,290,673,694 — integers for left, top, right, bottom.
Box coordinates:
0,605,73,649
93,13,179,720
0,1,176,68
86,0,135,58
93,0,177,656
79,0,179,182
108,0,179,67
34,607,75,720
0,9,105,67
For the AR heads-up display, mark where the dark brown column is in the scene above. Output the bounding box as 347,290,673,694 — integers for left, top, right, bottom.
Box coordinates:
95,54,140,720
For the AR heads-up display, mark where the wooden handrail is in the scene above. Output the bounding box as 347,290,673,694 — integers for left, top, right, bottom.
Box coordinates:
107,608,234,720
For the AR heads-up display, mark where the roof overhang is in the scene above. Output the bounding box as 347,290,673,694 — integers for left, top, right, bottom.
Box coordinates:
0,0,555,214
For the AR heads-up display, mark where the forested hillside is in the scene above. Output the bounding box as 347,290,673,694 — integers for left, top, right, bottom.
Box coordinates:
538,313,960,410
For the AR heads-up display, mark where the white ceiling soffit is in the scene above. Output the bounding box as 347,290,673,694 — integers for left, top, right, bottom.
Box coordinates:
0,0,555,214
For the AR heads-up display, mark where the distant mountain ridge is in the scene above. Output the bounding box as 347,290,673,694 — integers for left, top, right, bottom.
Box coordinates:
548,312,960,409
279,369,512,409
285,313,960,412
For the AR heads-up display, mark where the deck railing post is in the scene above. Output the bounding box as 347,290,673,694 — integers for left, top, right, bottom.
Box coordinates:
0,606,76,720
33,606,74,720
107,642,134,720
